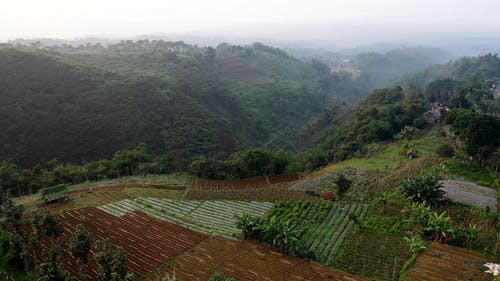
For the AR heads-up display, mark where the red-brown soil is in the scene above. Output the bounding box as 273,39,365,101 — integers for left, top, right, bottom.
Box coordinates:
148,236,369,281
54,207,207,280
406,242,492,281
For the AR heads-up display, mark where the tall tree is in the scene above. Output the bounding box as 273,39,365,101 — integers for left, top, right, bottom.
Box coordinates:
95,239,135,281
70,224,93,280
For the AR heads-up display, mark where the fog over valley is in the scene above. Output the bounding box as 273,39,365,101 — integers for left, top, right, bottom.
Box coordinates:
2,0,500,55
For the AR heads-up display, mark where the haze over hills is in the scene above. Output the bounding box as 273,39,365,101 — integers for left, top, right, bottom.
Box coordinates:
1,2,500,281
0,40,455,168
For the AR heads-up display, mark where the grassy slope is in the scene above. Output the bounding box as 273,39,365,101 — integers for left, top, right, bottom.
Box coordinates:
312,126,498,280
335,127,445,171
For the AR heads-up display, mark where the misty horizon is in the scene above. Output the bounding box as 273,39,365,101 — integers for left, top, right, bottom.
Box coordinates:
2,0,500,51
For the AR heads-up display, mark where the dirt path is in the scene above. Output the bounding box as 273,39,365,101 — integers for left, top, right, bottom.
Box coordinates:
440,180,498,212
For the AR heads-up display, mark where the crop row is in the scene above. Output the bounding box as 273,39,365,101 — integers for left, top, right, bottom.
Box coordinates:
302,203,368,265
190,176,270,190
406,242,491,281
266,201,332,226
146,236,369,281
265,201,368,265
52,207,207,280
190,174,300,190
185,187,313,201
98,198,273,236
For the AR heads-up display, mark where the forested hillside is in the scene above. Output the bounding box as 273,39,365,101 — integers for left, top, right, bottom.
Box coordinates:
296,54,500,171
0,41,361,168
287,46,452,88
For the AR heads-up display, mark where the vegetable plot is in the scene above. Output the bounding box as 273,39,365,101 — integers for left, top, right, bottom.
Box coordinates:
406,242,492,281
266,201,368,265
55,207,207,280
99,198,273,236
302,204,368,265
147,236,369,281
190,174,300,190
186,187,312,201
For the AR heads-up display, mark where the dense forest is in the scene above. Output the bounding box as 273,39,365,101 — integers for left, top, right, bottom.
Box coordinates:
0,41,447,170
0,46,498,197
0,42,333,168
294,53,500,171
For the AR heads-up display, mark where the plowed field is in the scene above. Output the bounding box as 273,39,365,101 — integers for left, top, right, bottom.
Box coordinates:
406,242,492,281
148,236,369,281
186,187,312,201
190,175,300,190
56,207,207,280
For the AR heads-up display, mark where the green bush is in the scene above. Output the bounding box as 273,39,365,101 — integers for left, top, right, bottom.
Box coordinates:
401,174,445,206
334,175,352,195
0,231,20,270
403,202,455,243
208,272,235,281
235,211,304,256
39,184,68,197
394,126,420,141
436,144,455,157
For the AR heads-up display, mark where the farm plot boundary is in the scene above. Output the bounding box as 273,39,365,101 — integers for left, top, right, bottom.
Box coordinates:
99,198,273,236
146,236,370,281
37,207,208,280
406,242,492,281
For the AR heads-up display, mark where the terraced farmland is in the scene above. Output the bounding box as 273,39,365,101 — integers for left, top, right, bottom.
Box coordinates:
190,176,269,190
54,207,207,280
39,190,129,213
190,174,300,190
99,198,273,236
147,236,369,281
186,187,312,201
216,56,273,85
406,242,492,281
36,186,184,215
267,201,368,265
304,204,368,265
440,180,498,212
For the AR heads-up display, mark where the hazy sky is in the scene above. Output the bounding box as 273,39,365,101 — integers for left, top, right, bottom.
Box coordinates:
2,0,500,44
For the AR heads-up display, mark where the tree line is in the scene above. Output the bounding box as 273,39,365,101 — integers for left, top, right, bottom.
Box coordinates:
0,144,296,196
294,68,500,172
0,193,136,281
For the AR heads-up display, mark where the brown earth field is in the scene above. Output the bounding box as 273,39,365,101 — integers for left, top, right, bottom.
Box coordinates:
34,185,186,214
216,57,273,85
406,242,493,281
53,207,208,280
190,174,301,190
185,187,313,201
148,236,369,281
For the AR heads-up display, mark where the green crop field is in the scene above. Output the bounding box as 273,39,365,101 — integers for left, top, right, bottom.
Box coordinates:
266,201,368,265
68,173,190,191
98,198,273,236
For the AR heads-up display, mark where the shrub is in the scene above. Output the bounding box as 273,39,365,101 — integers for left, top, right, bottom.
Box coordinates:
404,232,426,254
401,174,445,206
403,202,455,243
234,211,303,255
209,272,235,281
436,144,455,157
334,175,352,195
394,126,420,141
0,231,23,270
